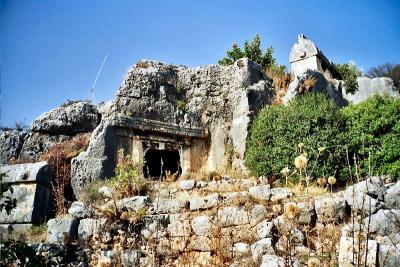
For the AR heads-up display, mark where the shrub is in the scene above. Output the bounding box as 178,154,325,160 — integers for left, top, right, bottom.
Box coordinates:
342,94,400,179
106,149,147,198
245,93,348,183
333,63,362,94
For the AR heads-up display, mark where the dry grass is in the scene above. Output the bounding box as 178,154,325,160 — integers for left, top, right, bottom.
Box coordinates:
289,183,328,197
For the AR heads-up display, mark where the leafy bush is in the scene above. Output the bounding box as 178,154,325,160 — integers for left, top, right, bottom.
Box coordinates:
245,93,348,183
106,149,147,198
219,33,280,70
333,63,362,94
342,94,400,179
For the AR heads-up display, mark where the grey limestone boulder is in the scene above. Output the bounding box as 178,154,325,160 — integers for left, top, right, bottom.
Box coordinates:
18,132,70,161
68,201,93,219
314,196,346,223
119,196,151,212
364,209,400,236
47,217,79,243
217,206,249,227
32,101,100,135
191,215,215,237
251,238,274,263
71,121,117,198
152,198,188,214
260,254,289,267
0,161,53,224
384,181,400,210
0,130,26,164
249,185,271,201
189,193,219,210
78,218,108,240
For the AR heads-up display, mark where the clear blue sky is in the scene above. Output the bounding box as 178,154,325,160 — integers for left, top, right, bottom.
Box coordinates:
1,0,399,127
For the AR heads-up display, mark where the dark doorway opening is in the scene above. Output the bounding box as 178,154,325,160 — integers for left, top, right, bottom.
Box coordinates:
143,149,181,178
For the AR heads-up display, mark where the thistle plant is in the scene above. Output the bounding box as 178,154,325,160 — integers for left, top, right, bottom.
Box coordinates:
327,176,337,194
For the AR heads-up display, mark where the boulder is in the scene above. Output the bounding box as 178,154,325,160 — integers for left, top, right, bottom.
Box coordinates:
297,201,315,225
384,181,400,209
189,193,219,210
251,238,274,263
167,219,191,237
217,206,249,227
119,196,151,212
31,101,100,135
189,236,213,251
152,198,188,214
260,254,288,267
78,218,107,240
68,201,93,219
0,130,26,164
378,244,400,267
314,196,346,223
344,176,385,214
0,162,53,224
71,121,117,198
270,188,293,202
338,234,378,267
47,217,79,243
364,209,400,236
191,215,215,237
255,219,274,239
19,132,70,161
248,185,271,201
179,179,196,190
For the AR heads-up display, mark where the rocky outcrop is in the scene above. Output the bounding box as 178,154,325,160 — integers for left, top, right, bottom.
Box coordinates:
18,132,70,161
32,101,100,135
0,130,26,164
71,59,274,198
0,161,53,224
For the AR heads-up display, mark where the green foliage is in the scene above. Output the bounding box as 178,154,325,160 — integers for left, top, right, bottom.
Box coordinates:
176,99,187,111
333,63,362,94
0,240,46,266
107,149,147,198
245,93,348,183
342,94,400,179
218,34,278,70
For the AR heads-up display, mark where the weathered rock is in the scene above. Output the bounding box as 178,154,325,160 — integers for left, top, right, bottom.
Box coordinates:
119,196,151,212
255,219,274,239
98,185,113,198
19,132,70,161
260,254,288,267
189,235,213,251
0,130,26,164
248,185,271,201
78,218,107,240
249,204,267,225
31,101,100,135
364,209,400,236
189,193,219,210
314,196,346,223
270,188,293,202
344,77,399,104
378,244,400,267
71,121,117,198
297,201,315,225
338,233,378,267
167,219,191,237
217,206,249,227
191,215,215,237
179,179,196,190
0,224,32,241
68,201,93,219
233,242,250,253
385,181,400,209
121,250,145,266
47,217,79,243
344,176,384,214
153,198,188,213
0,162,53,224
251,238,274,263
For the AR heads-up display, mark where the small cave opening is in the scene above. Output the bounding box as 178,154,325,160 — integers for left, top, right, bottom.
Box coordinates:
143,148,181,179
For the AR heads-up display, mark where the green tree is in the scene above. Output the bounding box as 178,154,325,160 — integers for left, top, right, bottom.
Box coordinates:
245,93,349,183
341,94,400,179
333,62,362,94
219,34,277,70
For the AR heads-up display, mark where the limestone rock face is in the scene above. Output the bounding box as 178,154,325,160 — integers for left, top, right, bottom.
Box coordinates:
71,59,273,198
47,217,79,243
0,130,26,164
0,162,53,224
285,69,399,106
70,122,117,197
31,101,100,135
18,132,70,161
